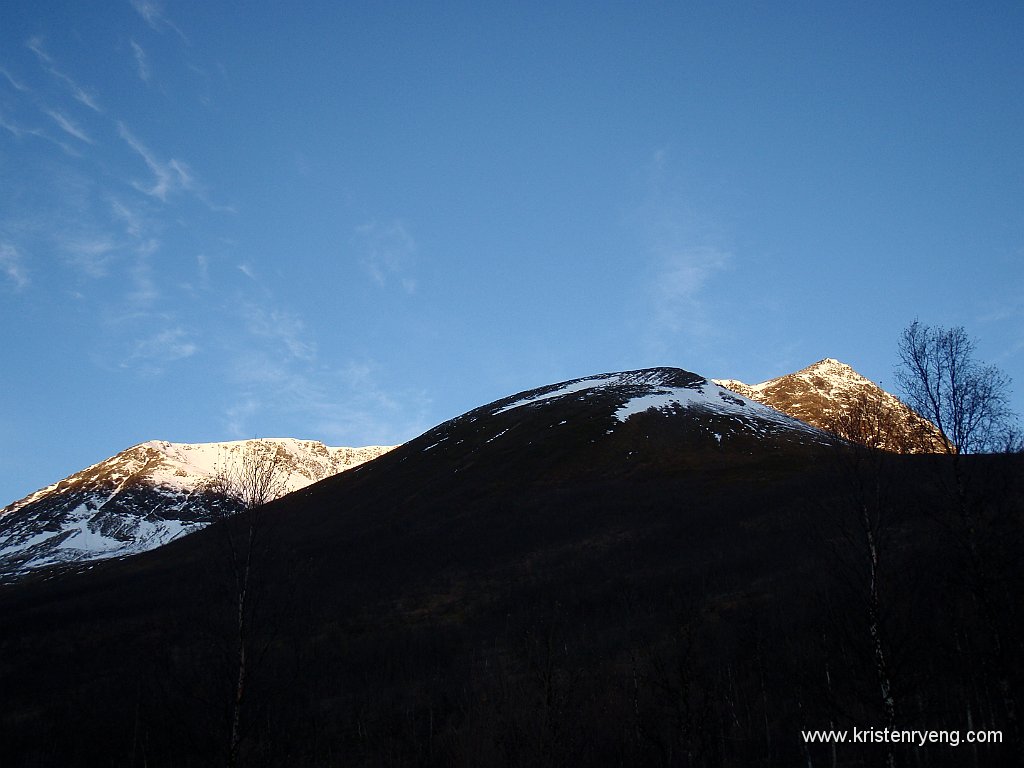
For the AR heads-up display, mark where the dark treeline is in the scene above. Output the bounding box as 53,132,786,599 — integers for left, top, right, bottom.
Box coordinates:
1,438,1021,767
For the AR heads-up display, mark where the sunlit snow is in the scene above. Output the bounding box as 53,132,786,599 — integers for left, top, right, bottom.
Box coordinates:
0,438,394,579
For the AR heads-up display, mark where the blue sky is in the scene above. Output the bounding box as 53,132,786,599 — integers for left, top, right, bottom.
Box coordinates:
2,1,1022,504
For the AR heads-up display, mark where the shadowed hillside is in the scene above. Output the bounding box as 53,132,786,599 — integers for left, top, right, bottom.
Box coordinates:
1,368,1020,767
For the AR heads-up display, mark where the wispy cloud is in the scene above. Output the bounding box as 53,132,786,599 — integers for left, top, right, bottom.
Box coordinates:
225,350,429,446
130,40,151,83
130,0,189,45
25,36,52,65
110,199,146,238
25,36,101,112
649,245,731,345
126,238,161,307
220,299,429,444
976,294,1024,365
117,123,230,211
225,397,260,438
315,360,433,445
355,219,418,293
196,253,210,289
0,112,28,138
243,304,317,362
45,108,93,144
0,243,30,290
1,111,79,154
633,149,732,358
124,327,198,374
117,121,195,201
60,235,119,277
0,68,28,93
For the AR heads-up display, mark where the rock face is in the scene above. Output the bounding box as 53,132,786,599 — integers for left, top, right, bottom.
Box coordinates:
714,358,945,452
0,439,392,580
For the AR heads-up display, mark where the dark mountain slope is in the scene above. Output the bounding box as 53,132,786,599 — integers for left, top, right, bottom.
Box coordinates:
0,368,1020,767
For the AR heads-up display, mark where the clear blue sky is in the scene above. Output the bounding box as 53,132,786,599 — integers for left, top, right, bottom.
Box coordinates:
2,1,1022,504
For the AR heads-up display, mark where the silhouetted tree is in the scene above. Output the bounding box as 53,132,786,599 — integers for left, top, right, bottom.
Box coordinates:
895,321,1023,752
896,320,1017,456
206,440,289,768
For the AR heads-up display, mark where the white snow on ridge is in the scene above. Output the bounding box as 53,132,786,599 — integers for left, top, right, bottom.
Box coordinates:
614,381,819,433
615,384,736,422
494,377,615,414
135,438,393,495
0,438,395,579
489,369,823,440
493,370,694,415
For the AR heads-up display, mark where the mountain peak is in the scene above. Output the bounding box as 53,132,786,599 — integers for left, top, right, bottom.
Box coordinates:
403,365,829,486
802,357,855,373
0,438,393,580
796,357,866,381
714,359,943,452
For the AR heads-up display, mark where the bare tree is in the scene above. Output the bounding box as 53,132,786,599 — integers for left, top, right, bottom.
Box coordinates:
895,321,1017,456
895,321,1022,751
206,440,289,768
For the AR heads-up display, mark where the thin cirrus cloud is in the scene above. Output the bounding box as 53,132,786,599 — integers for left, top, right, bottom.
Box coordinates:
222,301,428,444
0,110,77,155
631,150,734,357
125,241,162,308
130,0,188,45
1,67,29,93
110,199,147,239
0,243,30,290
117,121,195,201
44,109,93,144
355,220,418,294
0,112,28,139
242,303,317,363
125,327,198,374
225,348,429,447
649,246,731,345
130,41,151,83
3,23,228,392
25,37,101,113
60,235,120,278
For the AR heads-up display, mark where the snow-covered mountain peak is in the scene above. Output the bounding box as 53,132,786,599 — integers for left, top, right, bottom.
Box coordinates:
456,366,828,446
794,357,867,384
806,357,848,370
0,438,394,580
491,367,706,416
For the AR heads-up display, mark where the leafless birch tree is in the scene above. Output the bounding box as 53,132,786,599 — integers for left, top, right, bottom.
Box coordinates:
206,440,289,768
895,321,1022,752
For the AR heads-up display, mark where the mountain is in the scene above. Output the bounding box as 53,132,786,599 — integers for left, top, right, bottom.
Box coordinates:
0,366,1019,767
409,365,829,463
0,360,936,581
714,357,945,452
0,438,391,580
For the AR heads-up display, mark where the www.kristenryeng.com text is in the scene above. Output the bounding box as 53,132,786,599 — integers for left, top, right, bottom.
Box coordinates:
801,727,1002,749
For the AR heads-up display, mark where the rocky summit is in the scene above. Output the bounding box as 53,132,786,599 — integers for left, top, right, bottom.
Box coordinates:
715,358,946,452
